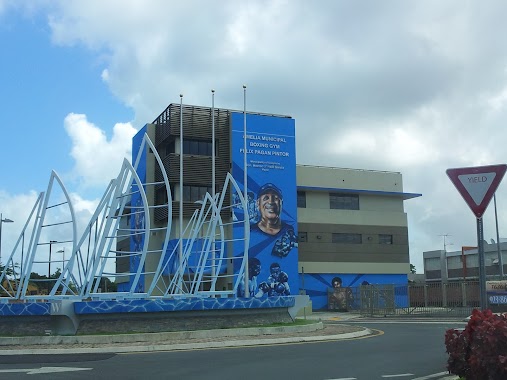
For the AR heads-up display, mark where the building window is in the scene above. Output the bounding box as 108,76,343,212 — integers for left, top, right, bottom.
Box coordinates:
332,233,362,244
183,185,212,202
425,257,441,271
183,139,216,157
165,142,175,156
297,191,306,208
330,193,359,210
379,234,393,245
298,232,307,242
156,188,169,204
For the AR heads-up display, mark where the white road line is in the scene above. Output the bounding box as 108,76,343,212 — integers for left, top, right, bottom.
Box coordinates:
0,367,92,374
382,374,414,378
323,378,357,380
411,371,451,380
345,321,467,325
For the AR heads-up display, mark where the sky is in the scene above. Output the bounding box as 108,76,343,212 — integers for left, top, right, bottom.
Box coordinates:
2,0,507,276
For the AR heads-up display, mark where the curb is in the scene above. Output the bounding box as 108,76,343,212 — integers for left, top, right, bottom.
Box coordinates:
0,327,372,355
0,321,324,347
0,322,374,355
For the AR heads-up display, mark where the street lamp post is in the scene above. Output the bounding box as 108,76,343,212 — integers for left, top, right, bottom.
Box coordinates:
0,213,14,265
56,248,65,269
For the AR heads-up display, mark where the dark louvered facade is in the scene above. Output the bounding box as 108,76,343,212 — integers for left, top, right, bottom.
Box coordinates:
152,104,232,221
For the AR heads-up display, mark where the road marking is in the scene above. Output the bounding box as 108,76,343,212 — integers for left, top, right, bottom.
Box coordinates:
410,371,450,380
0,367,92,374
344,321,467,325
382,374,414,378
323,378,357,380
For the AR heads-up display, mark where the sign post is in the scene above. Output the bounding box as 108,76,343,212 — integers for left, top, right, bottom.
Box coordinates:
446,164,507,310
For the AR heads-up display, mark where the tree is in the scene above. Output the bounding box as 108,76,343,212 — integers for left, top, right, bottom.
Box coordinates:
0,262,20,277
92,276,118,292
410,264,416,274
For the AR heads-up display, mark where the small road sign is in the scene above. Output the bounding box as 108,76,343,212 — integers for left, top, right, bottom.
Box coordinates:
446,164,507,218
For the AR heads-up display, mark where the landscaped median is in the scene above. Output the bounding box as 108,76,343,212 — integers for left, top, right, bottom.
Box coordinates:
0,319,324,347
0,320,371,354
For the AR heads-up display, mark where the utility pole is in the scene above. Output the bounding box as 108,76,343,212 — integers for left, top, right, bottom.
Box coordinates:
439,234,452,252
439,234,452,284
494,194,504,278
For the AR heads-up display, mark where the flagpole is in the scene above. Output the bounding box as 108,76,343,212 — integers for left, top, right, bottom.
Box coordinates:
243,85,249,297
211,89,216,285
179,94,183,294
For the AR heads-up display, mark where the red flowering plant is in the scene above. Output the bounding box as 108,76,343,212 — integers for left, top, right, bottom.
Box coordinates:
445,309,507,379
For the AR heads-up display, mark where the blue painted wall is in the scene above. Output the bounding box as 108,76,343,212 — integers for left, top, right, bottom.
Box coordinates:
231,113,298,298
118,126,147,293
302,273,408,310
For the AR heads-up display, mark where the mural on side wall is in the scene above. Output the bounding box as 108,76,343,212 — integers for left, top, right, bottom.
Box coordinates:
302,273,409,310
231,113,298,298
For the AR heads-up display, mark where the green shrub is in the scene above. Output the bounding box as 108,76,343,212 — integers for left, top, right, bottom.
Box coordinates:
445,309,507,379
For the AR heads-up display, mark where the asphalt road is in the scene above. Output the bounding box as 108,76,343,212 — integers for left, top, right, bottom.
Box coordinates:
0,321,465,380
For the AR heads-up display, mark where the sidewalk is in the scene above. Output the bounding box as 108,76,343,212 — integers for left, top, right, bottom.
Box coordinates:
0,312,369,355
304,311,364,322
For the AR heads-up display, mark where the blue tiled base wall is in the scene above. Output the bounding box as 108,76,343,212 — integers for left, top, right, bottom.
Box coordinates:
76,307,293,335
0,302,51,316
0,303,52,336
74,297,296,335
74,296,295,315
0,297,296,336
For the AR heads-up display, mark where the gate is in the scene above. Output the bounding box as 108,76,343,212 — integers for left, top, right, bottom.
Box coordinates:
337,282,479,318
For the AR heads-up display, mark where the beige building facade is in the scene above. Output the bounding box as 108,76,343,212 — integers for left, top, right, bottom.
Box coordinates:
116,103,421,309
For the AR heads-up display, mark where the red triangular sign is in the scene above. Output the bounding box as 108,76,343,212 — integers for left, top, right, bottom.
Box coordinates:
446,164,507,218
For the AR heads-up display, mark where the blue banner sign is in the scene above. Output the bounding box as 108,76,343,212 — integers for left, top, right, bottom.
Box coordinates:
231,113,298,299
487,281,507,305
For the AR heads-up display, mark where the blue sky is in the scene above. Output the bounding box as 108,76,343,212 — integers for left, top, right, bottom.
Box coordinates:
1,9,132,194
2,1,507,275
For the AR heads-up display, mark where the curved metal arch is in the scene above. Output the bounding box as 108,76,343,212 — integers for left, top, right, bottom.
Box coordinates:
81,158,151,297
79,168,132,297
220,172,250,294
188,192,226,295
163,208,202,296
138,133,173,296
19,171,78,301
46,171,78,298
156,172,248,298
0,192,44,300
123,158,151,294
53,180,117,298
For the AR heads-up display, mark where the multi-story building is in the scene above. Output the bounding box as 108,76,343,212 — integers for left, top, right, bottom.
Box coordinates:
116,103,421,310
296,165,420,308
424,242,507,283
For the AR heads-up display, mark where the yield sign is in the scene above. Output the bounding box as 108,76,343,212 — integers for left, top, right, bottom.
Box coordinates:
446,164,507,218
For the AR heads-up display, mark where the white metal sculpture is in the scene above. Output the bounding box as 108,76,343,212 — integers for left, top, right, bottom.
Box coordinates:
0,171,77,301
0,134,249,301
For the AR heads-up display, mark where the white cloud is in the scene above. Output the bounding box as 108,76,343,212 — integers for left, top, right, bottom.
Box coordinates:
0,190,41,265
485,86,507,111
328,108,441,170
64,113,137,188
0,187,105,276
6,0,507,275
331,129,377,155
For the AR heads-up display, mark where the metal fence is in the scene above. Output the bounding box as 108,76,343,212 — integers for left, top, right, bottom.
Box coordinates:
328,281,480,318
